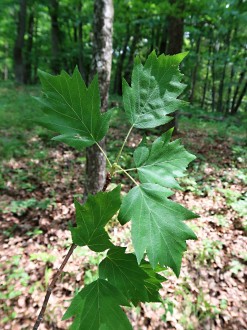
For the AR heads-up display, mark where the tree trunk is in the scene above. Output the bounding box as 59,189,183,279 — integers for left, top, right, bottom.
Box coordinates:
164,0,185,133
231,71,247,115
231,69,246,114
201,43,212,109
217,31,231,113
124,22,140,83
3,43,9,80
85,0,114,195
113,25,130,95
189,35,201,103
32,13,39,83
13,0,27,84
211,50,216,112
24,9,34,84
49,0,61,74
77,0,85,80
159,22,168,54
166,0,184,55
226,64,234,113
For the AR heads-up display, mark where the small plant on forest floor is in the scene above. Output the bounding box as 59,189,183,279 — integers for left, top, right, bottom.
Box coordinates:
229,260,245,275
2,197,54,216
32,51,198,329
197,239,223,265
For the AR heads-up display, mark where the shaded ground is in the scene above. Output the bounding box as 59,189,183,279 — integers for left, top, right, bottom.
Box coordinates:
0,85,246,329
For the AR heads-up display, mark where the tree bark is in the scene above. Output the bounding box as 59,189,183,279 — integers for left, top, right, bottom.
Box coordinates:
124,22,141,84
166,0,184,55
201,43,212,109
231,69,246,114
226,64,234,113
189,35,201,103
217,31,231,113
24,9,34,84
77,0,85,80
85,0,114,195
231,72,247,115
13,0,27,84
159,22,168,54
113,25,130,95
49,0,61,74
163,0,185,133
211,47,216,112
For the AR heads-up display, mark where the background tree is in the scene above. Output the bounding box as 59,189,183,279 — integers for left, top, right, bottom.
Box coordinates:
85,0,114,195
13,0,27,83
0,0,246,112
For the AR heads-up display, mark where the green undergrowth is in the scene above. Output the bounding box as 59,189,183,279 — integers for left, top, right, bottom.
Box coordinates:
0,82,246,329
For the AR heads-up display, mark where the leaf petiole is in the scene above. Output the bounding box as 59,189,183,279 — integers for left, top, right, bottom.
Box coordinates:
95,142,112,168
115,165,139,186
115,125,134,164
115,168,137,173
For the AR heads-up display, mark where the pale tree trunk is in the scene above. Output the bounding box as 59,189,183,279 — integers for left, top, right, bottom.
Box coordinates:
85,0,114,195
13,0,27,84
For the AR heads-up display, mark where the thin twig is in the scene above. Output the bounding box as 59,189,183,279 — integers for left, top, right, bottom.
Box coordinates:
32,243,77,330
33,173,112,329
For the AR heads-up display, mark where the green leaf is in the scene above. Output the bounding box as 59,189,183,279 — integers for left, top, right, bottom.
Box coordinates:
37,67,111,149
134,129,196,189
118,183,197,276
70,186,121,252
63,279,132,330
122,51,187,129
99,246,153,305
140,260,166,302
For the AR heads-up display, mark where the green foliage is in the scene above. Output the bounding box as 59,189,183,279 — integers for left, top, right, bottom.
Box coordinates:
62,279,132,330
197,239,223,265
2,197,52,216
134,129,196,189
70,186,121,252
119,184,197,276
37,67,111,149
99,246,164,305
122,52,187,128
37,52,197,329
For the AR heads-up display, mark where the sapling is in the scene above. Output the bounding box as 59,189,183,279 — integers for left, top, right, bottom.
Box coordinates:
33,51,198,329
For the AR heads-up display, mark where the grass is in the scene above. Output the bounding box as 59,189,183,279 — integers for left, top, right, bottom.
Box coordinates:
0,81,55,160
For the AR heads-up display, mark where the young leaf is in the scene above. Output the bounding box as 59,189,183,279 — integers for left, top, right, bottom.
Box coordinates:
122,52,187,129
134,129,196,189
63,279,132,330
70,186,121,252
99,246,151,305
118,183,197,276
37,67,111,149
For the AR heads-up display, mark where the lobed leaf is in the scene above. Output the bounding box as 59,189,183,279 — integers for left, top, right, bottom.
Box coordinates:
99,246,166,305
122,51,187,129
118,183,197,276
63,279,132,330
70,186,121,252
37,67,111,149
140,260,166,302
134,129,196,189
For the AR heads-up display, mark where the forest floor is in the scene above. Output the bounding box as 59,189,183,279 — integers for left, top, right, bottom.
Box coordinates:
0,83,246,330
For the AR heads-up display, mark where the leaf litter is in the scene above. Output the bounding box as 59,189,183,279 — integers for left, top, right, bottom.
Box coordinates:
0,127,246,330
